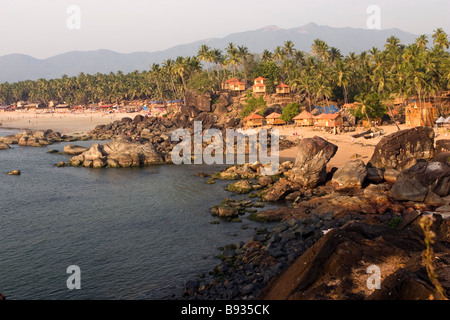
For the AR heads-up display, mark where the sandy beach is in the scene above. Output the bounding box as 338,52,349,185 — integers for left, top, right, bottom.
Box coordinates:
1,111,448,169
0,111,141,136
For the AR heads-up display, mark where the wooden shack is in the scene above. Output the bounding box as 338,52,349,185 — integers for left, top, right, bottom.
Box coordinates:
405,101,437,127
221,78,246,92
275,83,290,96
315,113,343,127
265,112,285,125
243,113,265,127
293,110,314,126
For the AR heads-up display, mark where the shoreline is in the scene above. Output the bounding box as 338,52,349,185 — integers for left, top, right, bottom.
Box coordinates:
3,110,448,169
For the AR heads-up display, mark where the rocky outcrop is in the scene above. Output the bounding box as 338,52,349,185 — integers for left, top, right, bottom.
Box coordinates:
390,161,450,203
185,90,212,112
284,136,338,188
0,129,72,147
258,218,449,300
68,137,164,168
368,126,435,171
63,145,88,155
331,159,367,190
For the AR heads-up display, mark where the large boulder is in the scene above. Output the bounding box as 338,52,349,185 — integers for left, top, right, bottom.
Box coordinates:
69,138,163,168
331,159,367,190
285,136,338,188
395,161,450,197
262,178,294,202
368,127,435,171
185,90,212,112
257,220,447,300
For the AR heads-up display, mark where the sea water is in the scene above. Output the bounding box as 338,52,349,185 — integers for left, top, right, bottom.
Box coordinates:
0,129,278,299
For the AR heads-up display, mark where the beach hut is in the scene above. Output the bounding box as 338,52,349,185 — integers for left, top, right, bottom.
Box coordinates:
275,83,291,96
404,101,437,127
24,103,42,110
293,110,314,126
243,113,265,127
252,77,267,94
221,78,246,92
315,113,343,128
265,112,285,125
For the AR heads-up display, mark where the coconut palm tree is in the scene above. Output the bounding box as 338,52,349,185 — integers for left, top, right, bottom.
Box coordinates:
261,49,273,62
197,45,212,78
311,39,330,62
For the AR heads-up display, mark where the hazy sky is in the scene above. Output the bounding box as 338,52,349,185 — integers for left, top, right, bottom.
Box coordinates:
0,0,449,59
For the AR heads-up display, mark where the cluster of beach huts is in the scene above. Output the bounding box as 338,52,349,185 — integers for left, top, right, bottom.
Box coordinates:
0,99,184,115
243,105,344,129
221,77,291,96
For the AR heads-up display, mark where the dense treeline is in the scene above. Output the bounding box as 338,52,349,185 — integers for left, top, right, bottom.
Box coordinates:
0,28,449,116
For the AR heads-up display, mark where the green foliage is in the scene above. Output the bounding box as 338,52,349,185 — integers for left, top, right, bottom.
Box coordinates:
388,216,402,229
281,102,301,122
187,71,216,93
352,92,387,119
250,61,280,94
240,96,267,118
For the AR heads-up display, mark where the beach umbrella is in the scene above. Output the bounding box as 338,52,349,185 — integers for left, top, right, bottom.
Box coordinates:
436,116,445,123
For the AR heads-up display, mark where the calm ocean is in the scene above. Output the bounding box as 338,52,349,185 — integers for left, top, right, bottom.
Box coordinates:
0,129,277,300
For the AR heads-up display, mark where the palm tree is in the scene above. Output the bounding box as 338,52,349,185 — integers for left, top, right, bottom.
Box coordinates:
334,60,351,104
432,28,449,50
311,39,330,62
283,40,295,58
416,34,428,51
197,45,212,78
173,56,189,97
261,49,273,62
273,46,286,65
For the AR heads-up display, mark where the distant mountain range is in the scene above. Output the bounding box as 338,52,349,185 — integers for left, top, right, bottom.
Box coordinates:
0,23,421,83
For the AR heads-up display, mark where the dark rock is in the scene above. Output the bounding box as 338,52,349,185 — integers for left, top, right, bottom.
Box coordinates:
331,159,367,190
185,90,212,112
436,139,450,154
366,167,384,184
390,179,429,202
397,161,450,197
257,221,434,300
368,126,435,170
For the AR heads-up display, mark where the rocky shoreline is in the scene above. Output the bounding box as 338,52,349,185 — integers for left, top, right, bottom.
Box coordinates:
2,114,449,300
178,126,450,300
